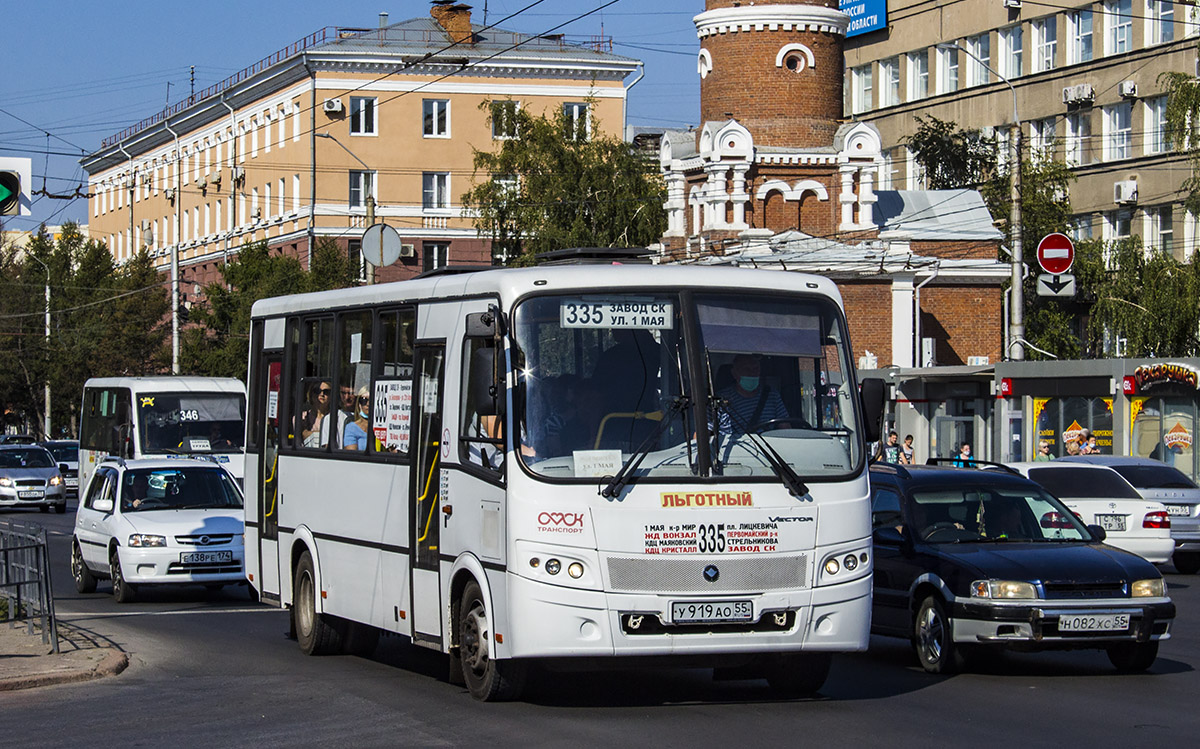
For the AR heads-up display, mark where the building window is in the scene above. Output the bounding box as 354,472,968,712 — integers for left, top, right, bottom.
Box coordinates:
879,57,901,106
1065,111,1092,166
904,147,924,190
1106,209,1133,240
491,100,520,139
965,33,990,87
1033,18,1057,72
1189,4,1200,38
423,241,449,273
349,170,375,209
1147,0,1175,44
936,45,959,94
907,50,929,101
1030,118,1056,160
1146,96,1170,154
563,102,590,141
349,97,377,135
1068,10,1094,63
1000,26,1023,79
1105,0,1133,55
1104,102,1132,160
347,239,368,282
422,172,450,210
423,99,449,138
1147,206,1174,255
851,64,873,113
1069,215,1094,241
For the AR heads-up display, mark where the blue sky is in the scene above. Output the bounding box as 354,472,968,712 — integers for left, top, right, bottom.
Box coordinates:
0,0,706,229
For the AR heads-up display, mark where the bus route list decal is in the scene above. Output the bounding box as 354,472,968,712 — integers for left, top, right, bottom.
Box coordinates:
643,521,780,554
374,379,413,452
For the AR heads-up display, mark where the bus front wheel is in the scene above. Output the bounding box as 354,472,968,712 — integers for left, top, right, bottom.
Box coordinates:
294,551,342,655
457,580,526,701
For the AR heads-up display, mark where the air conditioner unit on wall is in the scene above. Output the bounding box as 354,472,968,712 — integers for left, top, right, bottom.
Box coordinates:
1119,80,1138,98
1063,83,1096,106
1114,180,1138,205
399,243,415,258
323,98,344,114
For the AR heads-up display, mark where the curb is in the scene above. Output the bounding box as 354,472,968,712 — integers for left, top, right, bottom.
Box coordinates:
0,648,129,692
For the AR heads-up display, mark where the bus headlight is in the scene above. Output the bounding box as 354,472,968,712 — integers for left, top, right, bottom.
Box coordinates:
817,546,871,586
824,558,840,575
545,559,562,575
568,562,584,579
1132,579,1165,598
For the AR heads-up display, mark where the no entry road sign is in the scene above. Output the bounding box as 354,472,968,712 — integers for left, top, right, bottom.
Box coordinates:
1037,233,1075,275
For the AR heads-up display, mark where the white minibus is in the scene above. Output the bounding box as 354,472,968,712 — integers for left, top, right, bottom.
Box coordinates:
243,264,884,700
79,377,247,491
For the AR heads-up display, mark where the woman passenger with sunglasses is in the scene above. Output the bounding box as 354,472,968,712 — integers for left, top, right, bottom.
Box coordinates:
342,387,372,451
301,381,334,448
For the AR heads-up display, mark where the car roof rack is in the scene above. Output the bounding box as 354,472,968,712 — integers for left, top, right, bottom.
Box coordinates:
923,457,1020,475
868,459,911,479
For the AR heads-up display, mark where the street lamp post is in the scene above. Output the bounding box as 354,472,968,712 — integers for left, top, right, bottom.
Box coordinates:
937,43,1024,361
27,253,51,438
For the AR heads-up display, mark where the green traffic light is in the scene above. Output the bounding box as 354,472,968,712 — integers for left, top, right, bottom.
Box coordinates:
0,170,20,215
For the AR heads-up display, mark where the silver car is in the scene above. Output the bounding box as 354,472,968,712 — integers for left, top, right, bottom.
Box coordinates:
1060,455,1200,574
0,445,67,513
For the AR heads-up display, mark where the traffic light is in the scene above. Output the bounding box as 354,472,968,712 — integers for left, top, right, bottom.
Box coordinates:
0,170,19,216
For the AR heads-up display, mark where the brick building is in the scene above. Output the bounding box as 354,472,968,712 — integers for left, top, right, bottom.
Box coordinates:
658,0,1009,369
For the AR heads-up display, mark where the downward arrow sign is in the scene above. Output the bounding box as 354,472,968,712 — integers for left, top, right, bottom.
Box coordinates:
1043,276,1070,293
1037,273,1077,297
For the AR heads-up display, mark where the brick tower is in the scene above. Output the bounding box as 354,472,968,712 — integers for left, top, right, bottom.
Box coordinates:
697,0,847,149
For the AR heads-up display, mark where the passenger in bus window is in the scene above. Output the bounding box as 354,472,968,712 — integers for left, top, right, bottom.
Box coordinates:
342,387,371,451
301,381,334,448
467,411,503,469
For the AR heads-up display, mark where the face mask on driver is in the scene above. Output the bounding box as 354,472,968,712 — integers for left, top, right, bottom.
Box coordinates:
738,376,759,391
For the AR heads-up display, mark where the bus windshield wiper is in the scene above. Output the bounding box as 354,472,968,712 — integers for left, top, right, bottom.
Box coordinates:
710,397,810,498
601,396,690,500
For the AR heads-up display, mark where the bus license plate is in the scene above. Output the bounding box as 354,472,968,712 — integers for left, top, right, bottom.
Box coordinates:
1059,613,1130,632
181,551,233,564
18,490,43,499
671,600,753,624
1097,514,1126,532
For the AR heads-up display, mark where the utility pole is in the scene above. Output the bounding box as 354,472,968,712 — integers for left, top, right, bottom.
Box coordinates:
1010,127,1024,361
365,195,376,285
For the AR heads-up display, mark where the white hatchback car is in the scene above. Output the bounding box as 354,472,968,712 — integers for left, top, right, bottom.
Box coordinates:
1010,462,1174,564
71,459,246,602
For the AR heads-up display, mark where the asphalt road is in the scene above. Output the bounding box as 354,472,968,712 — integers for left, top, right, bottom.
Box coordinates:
5,503,1200,747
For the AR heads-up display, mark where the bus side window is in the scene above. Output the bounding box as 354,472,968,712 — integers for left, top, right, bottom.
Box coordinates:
461,338,502,471
374,307,416,455
295,317,336,450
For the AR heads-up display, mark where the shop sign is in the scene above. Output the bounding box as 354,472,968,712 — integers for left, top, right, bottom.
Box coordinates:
1134,363,1200,391
1062,419,1086,445
1165,422,1193,450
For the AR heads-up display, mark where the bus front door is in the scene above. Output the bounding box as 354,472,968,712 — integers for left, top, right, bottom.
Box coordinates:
411,345,446,645
257,353,283,598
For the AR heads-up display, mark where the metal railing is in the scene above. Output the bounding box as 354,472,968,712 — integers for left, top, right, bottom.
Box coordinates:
0,519,59,653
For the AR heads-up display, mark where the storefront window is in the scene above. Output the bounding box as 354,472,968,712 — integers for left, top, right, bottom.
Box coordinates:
1033,396,1113,457
1131,396,1197,480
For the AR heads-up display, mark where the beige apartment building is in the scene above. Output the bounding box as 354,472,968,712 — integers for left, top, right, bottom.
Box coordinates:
844,0,1198,259
81,3,639,288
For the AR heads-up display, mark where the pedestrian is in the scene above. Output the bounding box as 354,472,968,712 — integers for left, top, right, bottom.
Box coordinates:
874,430,906,464
953,442,975,467
1035,440,1053,461
902,434,915,465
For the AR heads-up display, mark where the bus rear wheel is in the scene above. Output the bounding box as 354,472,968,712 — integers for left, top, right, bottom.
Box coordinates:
294,550,342,655
457,580,526,701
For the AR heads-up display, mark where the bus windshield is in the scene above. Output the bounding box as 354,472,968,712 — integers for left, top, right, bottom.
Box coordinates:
137,392,246,455
512,291,861,482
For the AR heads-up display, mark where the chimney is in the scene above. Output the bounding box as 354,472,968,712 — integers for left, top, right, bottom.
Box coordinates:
431,1,473,45
379,12,388,29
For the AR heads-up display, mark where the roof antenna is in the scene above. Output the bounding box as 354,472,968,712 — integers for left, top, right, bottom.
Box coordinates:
483,1,488,25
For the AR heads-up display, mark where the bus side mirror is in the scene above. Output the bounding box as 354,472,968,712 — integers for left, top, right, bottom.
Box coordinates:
859,377,885,443
471,347,499,418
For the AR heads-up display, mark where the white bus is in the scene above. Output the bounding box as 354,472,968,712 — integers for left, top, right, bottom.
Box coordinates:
79,377,248,491
244,265,884,701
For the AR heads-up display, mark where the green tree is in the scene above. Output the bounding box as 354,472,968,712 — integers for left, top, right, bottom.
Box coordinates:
182,237,357,379
462,100,667,265
1160,61,1200,214
902,115,997,190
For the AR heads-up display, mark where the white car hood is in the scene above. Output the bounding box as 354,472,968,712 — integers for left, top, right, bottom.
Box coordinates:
122,509,244,536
